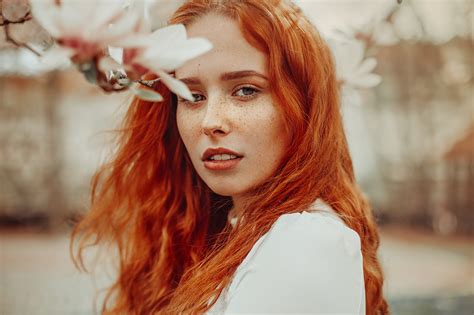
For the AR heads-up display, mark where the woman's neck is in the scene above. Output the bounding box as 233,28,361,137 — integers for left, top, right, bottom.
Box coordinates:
230,193,250,219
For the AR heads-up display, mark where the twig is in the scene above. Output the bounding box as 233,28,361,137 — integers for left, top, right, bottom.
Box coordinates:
137,78,161,88
3,23,41,56
0,13,33,26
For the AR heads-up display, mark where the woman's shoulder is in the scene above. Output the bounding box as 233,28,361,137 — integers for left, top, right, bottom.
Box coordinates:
222,198,365,313
230,198,362,270
258,198,362,261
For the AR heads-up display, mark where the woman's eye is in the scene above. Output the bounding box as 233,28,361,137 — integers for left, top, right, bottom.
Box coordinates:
179,93,205,104
234,86,260,98
191,94,206,102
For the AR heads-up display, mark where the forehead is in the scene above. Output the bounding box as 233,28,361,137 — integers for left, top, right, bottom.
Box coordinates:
175,13,268,80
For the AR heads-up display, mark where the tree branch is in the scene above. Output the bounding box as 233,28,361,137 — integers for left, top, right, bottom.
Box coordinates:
0,13,32,26
3,22,41,56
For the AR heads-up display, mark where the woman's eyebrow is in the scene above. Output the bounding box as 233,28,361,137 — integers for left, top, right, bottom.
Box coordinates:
220,70,268,81
178,70,268,86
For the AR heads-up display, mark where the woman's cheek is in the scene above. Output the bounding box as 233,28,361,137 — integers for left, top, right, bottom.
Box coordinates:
177,106,198,143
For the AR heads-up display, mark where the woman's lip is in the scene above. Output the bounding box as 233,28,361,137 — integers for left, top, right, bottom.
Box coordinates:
204,157,243,171
202,147,243,161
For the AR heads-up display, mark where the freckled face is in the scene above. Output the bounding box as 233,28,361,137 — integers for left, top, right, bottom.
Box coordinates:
175,13,290,198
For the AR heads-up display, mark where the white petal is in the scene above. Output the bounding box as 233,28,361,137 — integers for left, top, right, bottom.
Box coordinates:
29,0,61,37
331,39,365,78
57,0,88,36
139,37,213,71
356,57,377,75
108,46,124,64
123,24,187,56
39,45,74,67
347,40,365,70
374,22,400,46
127,0,152,33
329,40,348,78
98,56,123,72
130,86,164,102
97,10,140,43
86,0,124,35
156,69,193,101
113,34,154,48
149,24,187,44
350,73,382,89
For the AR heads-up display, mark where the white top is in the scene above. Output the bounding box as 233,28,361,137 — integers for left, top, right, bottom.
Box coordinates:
206,198,366,314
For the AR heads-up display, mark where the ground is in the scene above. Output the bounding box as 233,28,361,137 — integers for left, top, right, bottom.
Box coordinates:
1,224,473,314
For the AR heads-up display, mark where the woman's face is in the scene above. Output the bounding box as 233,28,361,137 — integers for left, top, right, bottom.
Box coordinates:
175,13,290,198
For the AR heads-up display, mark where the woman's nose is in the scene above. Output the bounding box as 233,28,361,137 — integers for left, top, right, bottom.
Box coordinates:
201,96,230,137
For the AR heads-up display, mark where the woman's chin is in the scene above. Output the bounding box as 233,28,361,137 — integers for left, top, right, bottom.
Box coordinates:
206,183,247,197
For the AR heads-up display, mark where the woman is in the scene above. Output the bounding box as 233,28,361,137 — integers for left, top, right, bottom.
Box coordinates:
72,0,390,314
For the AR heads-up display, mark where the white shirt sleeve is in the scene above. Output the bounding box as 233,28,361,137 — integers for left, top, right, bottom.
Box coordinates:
223,210,366,314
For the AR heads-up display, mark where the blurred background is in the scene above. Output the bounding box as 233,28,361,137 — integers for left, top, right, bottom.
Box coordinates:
0,0,472,314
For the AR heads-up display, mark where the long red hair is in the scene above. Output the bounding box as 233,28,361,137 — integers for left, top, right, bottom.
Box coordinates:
71,0,390,314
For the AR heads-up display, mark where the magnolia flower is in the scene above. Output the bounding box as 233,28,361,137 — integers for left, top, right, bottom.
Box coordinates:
331,0,400,46
103,24,213,101
30,0,213,102
29,0,140,62
329,39,382,106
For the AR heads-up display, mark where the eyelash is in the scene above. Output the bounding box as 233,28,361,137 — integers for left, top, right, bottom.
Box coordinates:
177,86,261,104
